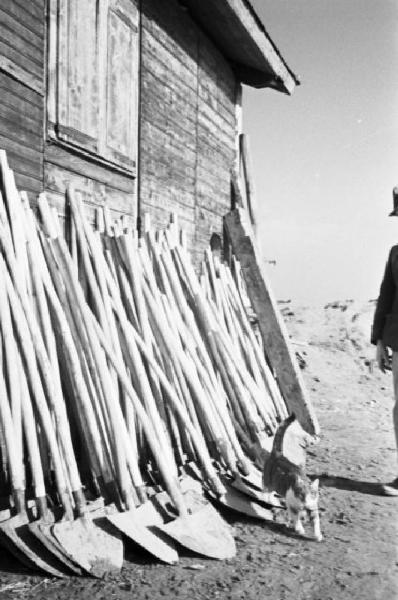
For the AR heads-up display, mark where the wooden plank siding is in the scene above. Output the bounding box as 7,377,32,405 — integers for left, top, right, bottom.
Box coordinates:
0,0,45,196
0,84,44,201
139,0,237,263
0,1,44,85
0,0,238,259
139,0,198,241
194,31,235,265
44,144,137,225
43,0,139,224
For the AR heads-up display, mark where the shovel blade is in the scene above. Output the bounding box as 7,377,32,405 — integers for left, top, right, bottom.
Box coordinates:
240,468,264,490
231,477,283,508
28,520,83,576
52,515,123,578
107,509,178,565
159,503,236,560
213,485,275,521
149,479,236,560
135,500,165,527
0,516,66,577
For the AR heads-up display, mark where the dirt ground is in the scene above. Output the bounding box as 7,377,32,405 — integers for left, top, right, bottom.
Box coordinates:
0,301,397,600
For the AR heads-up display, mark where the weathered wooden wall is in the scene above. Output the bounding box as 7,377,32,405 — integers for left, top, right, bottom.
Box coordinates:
0,0,238,257
43,0,138,228
43,145,136,227
140,0,237,263
0,0,45,196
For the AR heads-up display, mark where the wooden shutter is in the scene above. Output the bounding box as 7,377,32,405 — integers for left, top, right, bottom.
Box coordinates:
57,0,100,152
48,0,138,173
100,0,138,171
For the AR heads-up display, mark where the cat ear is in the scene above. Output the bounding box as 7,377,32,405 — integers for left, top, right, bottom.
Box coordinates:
310,478,319,492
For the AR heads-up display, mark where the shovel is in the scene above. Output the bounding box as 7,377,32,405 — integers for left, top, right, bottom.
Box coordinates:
229,474,282,508
53,236,186,563
16,342,84,576
105,475,179,564
73,211,272,533
39,194,235,561
0,257,76,576
40,201,179,565
88,310,236,560
0,349,68,577
148,475,236,560
54,198,235,556
184,463,276,522
211,485,275,522
0,252,123,578
64,200,224,496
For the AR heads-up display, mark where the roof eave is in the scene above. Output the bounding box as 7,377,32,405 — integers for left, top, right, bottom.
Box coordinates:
181,0,299,94
232,63,299,94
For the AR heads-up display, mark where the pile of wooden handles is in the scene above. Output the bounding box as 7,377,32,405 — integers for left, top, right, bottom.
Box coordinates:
0,149,288,519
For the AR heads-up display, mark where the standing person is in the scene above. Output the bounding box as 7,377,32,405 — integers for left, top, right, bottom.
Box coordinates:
372,187,398,496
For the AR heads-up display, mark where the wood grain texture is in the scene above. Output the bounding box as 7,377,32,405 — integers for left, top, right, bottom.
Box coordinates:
57,0,100,151
140,0,237,262
0,75,43,111
224,208,320,436
0,0,238,252
0,5,43,48
0,40,42,82
0,1,45,197
43,162,136,222
44,144,135,194
0,70,43,196
1,0,44,35
8,0,44,21
181,0,297,92
49,0,139,172
140,176,196,212
193,30,235,260
0,1,44,84
0,142,41,180
0,56,43,94
44,145,137,221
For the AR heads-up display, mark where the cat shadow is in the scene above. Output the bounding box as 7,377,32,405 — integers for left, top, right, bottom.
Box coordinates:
260,517,321,543
315,473,385,496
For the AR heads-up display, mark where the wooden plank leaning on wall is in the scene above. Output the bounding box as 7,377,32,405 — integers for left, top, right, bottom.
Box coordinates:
224,207,320,436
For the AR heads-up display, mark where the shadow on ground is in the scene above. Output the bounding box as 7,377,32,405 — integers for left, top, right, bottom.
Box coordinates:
317,474,386,496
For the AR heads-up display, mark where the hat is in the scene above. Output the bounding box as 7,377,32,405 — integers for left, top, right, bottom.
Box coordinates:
389,187,398,216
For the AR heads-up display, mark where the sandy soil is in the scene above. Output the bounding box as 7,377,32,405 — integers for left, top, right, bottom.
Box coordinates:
0,301,397,600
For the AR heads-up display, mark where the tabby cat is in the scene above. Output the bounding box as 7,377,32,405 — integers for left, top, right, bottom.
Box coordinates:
262,413,323,541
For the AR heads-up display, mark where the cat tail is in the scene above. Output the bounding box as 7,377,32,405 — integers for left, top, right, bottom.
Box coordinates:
271,413,296,454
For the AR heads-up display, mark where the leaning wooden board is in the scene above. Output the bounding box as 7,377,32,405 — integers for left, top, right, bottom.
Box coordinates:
224,207,319,436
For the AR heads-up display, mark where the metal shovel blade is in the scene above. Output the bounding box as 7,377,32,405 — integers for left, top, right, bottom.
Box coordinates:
210,484,275,521
107,506,179,565
28,499,108,576
151,483,236,560
182,463,277,520
0,513,67,577
159,503,236,560
52,511,123,578
240,468,264,490
28,518,83,576
230,476,283,508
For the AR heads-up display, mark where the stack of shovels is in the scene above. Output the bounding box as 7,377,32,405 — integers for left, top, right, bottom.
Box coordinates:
0,149,289,578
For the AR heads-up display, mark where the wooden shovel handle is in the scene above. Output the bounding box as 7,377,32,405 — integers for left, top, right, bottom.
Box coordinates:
1,257,69,506
18,350,46,499
0,348,23,494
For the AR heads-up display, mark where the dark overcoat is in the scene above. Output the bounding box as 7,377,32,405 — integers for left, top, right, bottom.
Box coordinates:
372,245,398,350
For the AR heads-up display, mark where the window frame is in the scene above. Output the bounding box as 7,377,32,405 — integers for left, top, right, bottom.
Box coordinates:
46,0,139,177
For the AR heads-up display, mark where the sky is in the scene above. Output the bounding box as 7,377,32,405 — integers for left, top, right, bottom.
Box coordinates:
244,0,398,304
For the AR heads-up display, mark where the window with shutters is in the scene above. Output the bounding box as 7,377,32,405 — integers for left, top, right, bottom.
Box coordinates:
47,0,139,174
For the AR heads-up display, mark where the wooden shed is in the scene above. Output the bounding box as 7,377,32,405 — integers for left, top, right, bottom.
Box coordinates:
0,0,298,262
